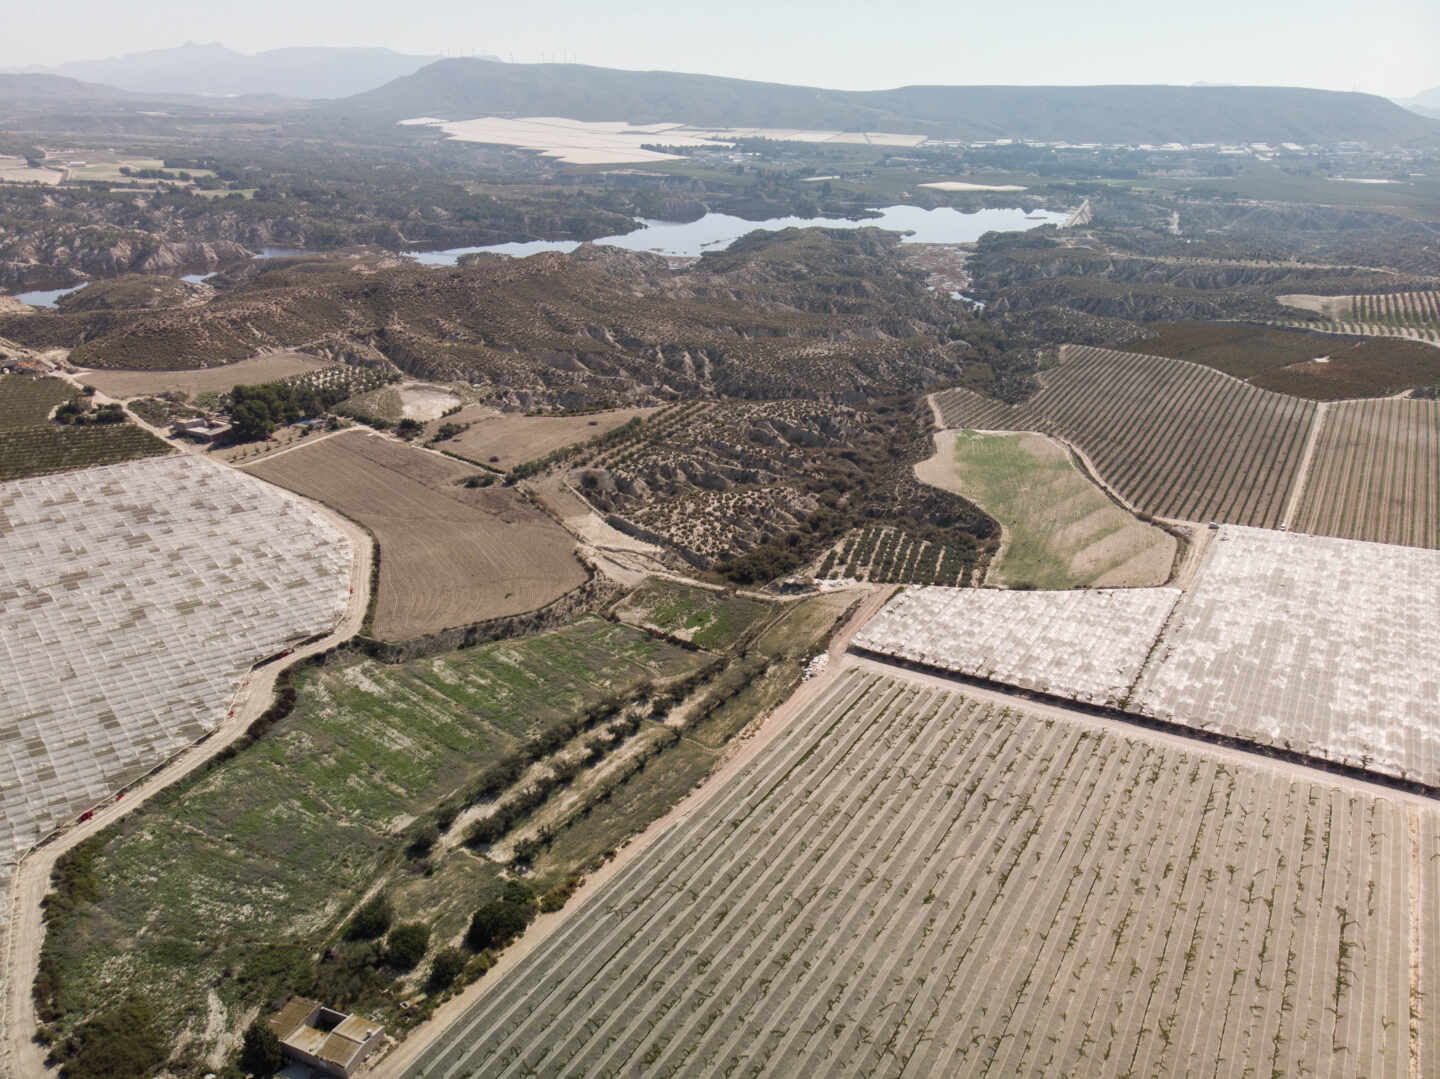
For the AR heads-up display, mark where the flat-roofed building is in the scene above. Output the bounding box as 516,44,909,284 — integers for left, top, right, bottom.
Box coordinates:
270,997,385,1079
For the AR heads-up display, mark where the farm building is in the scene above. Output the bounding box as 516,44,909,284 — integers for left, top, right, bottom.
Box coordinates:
270,997,385,1078
171,415,231,442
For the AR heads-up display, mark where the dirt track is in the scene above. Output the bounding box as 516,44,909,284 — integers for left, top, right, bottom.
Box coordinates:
0,508,372,1079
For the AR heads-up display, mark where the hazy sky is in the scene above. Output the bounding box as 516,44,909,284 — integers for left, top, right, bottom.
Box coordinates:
6,0,1438,99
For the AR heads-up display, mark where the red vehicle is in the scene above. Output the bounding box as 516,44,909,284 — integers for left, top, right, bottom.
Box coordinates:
79,810,94,823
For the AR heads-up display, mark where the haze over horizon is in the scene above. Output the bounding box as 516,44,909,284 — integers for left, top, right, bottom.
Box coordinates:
4,0,1436,101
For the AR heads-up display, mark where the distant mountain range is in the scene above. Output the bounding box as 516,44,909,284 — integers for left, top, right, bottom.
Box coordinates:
331,60,1440,146
9,43,469,100
1397,86,1440,120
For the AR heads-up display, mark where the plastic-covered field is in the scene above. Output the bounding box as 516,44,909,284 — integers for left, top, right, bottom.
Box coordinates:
0,455,353,868
1134,525,1440,785
409,669,1436,1078
852,585,1180,706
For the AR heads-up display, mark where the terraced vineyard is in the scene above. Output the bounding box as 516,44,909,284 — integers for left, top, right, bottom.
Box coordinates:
1295,397,1440,548
933,346,1318,527
1277,290,1440,345
409,668,1434,1079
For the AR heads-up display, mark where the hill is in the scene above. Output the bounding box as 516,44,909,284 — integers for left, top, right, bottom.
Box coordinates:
15,43,458,100
331,59,1440,145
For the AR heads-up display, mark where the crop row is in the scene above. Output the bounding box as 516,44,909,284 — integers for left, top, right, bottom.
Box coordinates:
1351,290,1440,329
580,403,711,471
932,346,1317,527
1295,397,1440,548
0,423,171,482
407,669,1428,1078
287,363,398,399
817,525,973,587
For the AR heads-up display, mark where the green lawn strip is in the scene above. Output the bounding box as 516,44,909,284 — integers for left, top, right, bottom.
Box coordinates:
40,618,700,1054
948,430,1142,589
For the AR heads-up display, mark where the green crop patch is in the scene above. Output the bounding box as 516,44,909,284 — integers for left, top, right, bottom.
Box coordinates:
612,578,775,651
37,617,704,1061
0,374,74,429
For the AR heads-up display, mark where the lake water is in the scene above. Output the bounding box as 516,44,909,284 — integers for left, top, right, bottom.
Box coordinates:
10,284,85,308
406,205,1068,265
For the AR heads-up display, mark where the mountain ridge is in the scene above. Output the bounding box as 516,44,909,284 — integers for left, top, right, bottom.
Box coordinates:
10,43,468,100
330,59,1440,146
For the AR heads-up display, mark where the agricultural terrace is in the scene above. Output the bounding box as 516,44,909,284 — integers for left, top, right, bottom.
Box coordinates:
410,668,1438,1079
815,525,976,587
429,406,659,472
1277,290,1440,346
932,345,1318,528
611,578,774,651
1294,397,1439,548
0,373,171,481
36,619,706,1060
853,587,1179,706
1134,526,1440,786
248,431,587,640
0,455,351,873
1130,320,1440,400
914,429,1174,588
78,351,340,401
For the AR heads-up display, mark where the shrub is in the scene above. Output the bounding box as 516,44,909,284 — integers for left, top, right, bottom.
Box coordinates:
344,894,393,940
57,997,165,1079
466,882,536,951
239,1019,284,1077
405,822,440,859
385,923,431,970
427,947,468,992
396,418,424,439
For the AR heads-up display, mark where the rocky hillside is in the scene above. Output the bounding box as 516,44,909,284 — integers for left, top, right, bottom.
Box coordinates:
1,229,988,405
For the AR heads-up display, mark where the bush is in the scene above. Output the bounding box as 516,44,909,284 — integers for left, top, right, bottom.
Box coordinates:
344,894,393,941
57,997,165,1079
405,822,440,859
466,882,535,952
427,947,468,992
385,923,431,970
396,418,424,439
240,1019,284,1077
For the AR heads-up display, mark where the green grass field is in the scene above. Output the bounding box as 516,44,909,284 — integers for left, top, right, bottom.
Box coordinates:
1132,321,1440,400
927,430,1175,589
612,578,775,651
38,618,705,1060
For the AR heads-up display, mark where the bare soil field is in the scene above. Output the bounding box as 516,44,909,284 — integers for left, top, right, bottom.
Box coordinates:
915,429,1174,588
1295,397,1440,548
78,351,338,400
248,431,587,640
408,667,1435,1078
432,406,658,471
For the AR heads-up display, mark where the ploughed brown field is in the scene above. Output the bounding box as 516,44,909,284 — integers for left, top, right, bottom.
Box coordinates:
430,406,660,471
79,351,338,400
248,430,587,640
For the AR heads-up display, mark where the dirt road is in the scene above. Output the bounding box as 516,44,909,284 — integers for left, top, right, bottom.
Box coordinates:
0,509,372,1079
